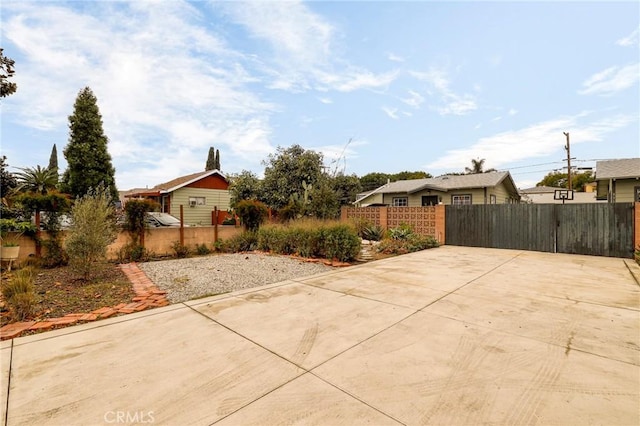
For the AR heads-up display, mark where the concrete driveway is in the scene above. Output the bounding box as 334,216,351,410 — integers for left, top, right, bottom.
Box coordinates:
2,246,639,425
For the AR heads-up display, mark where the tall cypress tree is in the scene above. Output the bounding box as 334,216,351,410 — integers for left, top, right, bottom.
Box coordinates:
205,146,216,171
61,87,118,200
215,149,220,170
48,143,59,184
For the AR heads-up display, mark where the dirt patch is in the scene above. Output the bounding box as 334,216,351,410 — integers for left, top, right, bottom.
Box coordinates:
1,264,135,327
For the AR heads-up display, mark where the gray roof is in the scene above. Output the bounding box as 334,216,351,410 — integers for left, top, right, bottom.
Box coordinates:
520,186,559,194
355,171,516,203
595,158,640,180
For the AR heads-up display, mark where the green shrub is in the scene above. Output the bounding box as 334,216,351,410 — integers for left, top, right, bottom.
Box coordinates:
117,243,150,263
171,241,190,258
322,224,361,261
293,227,323,258
223,231,258,252
278,201,303,222
377,233,439,255
65,186,118,280
257,226,295,254
254,220,360,261
1,267,36,321
234,200,269,231
196,243,211,255
41,238,69,268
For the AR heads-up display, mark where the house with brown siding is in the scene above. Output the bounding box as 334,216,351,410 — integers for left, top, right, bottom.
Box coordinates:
124,170,231,225
354,171,520,206
595,158,640,203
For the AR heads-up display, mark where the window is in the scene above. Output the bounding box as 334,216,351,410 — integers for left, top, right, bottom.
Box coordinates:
188,196,206,206
392,197,408,207
635,186,640,202
489,195,497,204
451,194,472,205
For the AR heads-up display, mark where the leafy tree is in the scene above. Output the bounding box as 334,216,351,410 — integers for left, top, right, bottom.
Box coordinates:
65,186,118,280
359,171,431,193
572,171,595,192
0,156,17,199
48,144,59,184
331,173,362,205
392,170,432,181
359,172,390,192
228,170,263,207
261,144,323,210
308,177,340,219
61,87,118,201
206,147,216,170
465,158,496,174
206,146,222,171
14,165,58,195
0,48,17,98
536,170,594,191
536,171,567,188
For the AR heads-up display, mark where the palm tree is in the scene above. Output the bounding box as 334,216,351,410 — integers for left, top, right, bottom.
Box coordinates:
465,158,496,174
14,165,58,194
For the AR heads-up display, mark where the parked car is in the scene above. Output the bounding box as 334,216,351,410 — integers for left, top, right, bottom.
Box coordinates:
145,212,182,227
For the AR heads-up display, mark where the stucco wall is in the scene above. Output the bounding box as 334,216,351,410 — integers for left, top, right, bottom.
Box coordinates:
2,225,242,266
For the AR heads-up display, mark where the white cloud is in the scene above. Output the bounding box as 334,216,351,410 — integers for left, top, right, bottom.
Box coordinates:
220,1,398,93
2,1,276,189
616,28,639,47
508,108,518,116
491,116,502,122
425,112,636,172
410,68,477,116
323,69,398,92
387,52,405,62
382,107,399,120
578,63,640,96
319,97,333,104
401,90,424,109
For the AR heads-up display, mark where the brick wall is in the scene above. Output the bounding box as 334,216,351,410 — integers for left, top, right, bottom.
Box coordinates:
342,205,445,244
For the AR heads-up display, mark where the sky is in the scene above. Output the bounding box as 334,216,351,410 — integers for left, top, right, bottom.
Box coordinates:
1,0,639,191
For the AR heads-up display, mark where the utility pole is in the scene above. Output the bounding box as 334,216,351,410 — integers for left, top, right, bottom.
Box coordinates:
563,132,572,191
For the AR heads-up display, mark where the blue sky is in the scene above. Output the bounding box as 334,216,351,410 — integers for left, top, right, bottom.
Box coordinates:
1,1,638,191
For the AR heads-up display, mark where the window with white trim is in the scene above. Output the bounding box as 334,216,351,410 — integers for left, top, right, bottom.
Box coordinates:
392,197,408,207
188,196,206,206
490,194,496,204
451,194,472,205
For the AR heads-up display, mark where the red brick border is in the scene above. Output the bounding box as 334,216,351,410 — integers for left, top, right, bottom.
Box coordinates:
0,263,168,341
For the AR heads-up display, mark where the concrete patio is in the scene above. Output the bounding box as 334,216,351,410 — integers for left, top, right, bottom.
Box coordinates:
1,246,639,425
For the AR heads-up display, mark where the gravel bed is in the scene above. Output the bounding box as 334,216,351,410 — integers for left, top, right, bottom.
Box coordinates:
138,253,337,303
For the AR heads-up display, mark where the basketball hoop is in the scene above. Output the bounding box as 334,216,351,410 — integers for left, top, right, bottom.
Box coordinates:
553,189,574,204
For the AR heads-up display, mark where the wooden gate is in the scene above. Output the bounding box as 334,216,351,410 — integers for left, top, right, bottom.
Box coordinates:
445,203,634,258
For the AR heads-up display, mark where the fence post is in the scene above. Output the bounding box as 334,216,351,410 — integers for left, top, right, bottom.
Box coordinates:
179,205,184,246
380,206,389,230
213,206,218,243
